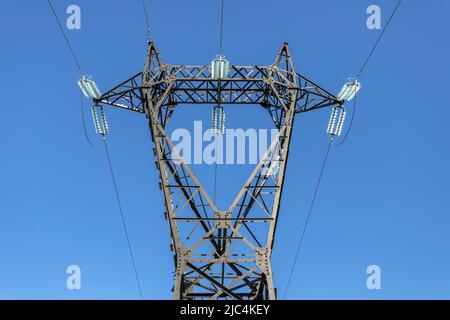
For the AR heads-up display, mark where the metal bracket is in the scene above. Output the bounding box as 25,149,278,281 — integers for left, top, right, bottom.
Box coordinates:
175,247,191,276
215,211,231,228
255,247,272,276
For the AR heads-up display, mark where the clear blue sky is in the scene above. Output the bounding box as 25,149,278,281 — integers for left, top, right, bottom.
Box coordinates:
1,0,450,299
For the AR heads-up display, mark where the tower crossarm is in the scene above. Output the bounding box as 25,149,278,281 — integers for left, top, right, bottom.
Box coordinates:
94,68,342,115
93,72,146,113
295,73,343,113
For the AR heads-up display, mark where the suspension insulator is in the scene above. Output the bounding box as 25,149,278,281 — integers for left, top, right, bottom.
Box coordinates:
91,105,109,136
212,105,225,135
327,107,346,136
336,109,347,136
327,107,338,135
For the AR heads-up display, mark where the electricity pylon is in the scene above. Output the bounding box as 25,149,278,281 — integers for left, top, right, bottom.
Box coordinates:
94,41,342,300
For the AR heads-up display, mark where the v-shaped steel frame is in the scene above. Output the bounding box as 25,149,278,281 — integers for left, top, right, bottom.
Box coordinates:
94,41,342,300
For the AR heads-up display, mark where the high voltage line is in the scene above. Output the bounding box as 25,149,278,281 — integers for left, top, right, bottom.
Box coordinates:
283,0,403,299
47,0,144,299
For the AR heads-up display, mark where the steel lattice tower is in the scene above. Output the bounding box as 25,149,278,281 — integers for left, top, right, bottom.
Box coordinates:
94,41,342,300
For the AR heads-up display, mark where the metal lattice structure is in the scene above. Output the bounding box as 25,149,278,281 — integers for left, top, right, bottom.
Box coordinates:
94,41,342,300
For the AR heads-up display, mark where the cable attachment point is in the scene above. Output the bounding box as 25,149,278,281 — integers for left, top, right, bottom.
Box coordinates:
327,107,347,137
337,78,361,102
91,104,109,137
78,75,102,99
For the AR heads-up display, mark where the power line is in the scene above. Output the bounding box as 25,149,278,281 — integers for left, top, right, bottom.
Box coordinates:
103,140,144,300
80,92,97,147
219,0,225,55
47,0,144,299
141,0,152,41
215,0,227,201
283,1,404,298
213,136,220,203
357,0,403,78
48,0,95,147
213,160,219,203
338,0,402,146
47,0,83,75
283,138,334,299
335,95,357,147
